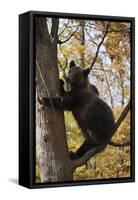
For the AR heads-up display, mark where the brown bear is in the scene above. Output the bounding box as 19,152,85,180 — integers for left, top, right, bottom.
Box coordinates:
38,60,116,159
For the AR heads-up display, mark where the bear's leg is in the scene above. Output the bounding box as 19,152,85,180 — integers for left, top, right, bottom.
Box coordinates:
76,140,97,157
69,140,98,160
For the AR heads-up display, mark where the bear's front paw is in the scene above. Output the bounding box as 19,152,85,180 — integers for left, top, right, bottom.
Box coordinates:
37,97,45,105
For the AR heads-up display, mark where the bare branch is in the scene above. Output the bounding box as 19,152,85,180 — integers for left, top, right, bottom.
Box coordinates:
58,26,79,44
59,23,82,42
73,34,82,42
51,18,59,43
90,22,110,70
86,30,98,46
58,20,70,36
111,101,130,138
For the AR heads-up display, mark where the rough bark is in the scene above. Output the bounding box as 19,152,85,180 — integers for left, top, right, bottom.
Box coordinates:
35,17,72,182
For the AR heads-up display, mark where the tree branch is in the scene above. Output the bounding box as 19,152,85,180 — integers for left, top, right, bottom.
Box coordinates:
51,18,59,43
58,26,79,44
86,30,98,46
72,101,130,169
58,20,70,36
90,22,110,70
111,101,130,137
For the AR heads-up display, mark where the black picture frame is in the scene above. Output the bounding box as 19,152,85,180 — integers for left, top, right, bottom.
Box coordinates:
19,10,135,189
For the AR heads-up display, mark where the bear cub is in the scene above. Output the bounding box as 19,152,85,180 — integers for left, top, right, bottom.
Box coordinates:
38,60,115,159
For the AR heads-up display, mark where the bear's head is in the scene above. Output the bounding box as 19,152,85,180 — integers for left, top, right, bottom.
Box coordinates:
66,60,90,88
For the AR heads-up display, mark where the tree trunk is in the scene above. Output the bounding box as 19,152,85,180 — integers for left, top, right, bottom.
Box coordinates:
35,17,72,182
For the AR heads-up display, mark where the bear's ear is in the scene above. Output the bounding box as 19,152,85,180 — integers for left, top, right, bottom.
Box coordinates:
83,68,90,77
70,60,76,68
